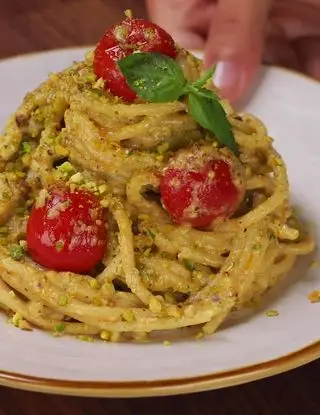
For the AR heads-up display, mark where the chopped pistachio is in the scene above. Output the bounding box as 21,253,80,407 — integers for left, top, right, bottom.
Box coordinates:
114,25,129,42
9,244,24,260
58,295,68,306
92,297,103,306
21,141,32,155
14,171,26,179
183,259,195,272
90,279,100,290
78,335,94,342
35,189,49,208
98,184,108,194
54,323,65,333
100,330,111,341
308,290,320,303
19,240,27,250
144,27,156,41
12,313,22,327
93,77,105,90
82,181,97,191
149,298,161,313
59,162,74,174
55,144,69,157
266,309,279,317
55,240,64,252
26,198,34,208
122,310,135,322
157,142,169,154
195,331,204,340
124,9,133,18
84,72,97,83
19,320,32,331
126,149,134,156
69,172,84,184
21,154,31,167
146,228,156,240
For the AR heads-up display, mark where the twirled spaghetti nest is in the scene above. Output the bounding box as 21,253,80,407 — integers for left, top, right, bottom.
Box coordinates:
0,49,314,342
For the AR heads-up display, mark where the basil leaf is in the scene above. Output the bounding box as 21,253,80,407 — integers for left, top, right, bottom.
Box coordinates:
119,52,187,102
191,65,216,89
188,89,239,155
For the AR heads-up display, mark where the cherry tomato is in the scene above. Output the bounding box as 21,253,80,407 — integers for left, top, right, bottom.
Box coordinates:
27,185,107,273
160,145,245,228
94,18,177,102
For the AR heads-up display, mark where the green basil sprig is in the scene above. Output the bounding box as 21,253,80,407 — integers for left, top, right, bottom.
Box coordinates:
118,52,238,155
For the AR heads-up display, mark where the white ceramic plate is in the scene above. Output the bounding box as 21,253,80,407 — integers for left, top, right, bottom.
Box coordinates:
0,48,319,397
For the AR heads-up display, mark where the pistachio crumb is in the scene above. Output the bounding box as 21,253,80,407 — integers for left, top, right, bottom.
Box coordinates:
54,322,65,333
90,279,100,290
266,309,279,317
12,313,22,327
78,335,94,342
55,240,65,252
195,331,204,340
58,295,68,306
308,290,320,303
9,244,24,260
55,145,69,157
122,310,135,322
69,172,84,184
100,330,111,341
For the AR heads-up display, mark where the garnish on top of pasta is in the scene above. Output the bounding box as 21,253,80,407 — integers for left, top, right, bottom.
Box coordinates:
0,12,315,342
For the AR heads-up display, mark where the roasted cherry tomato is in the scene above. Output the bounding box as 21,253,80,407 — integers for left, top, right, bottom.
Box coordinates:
160,145,245,228
94,18,177,101
27,185,107,273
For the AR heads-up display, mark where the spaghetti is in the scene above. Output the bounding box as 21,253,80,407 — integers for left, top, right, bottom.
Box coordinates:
0,30,315,342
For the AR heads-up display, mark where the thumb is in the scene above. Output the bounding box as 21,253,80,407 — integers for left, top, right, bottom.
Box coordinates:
205,0,272,102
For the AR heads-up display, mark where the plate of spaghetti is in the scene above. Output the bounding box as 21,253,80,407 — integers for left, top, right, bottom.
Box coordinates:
0,13,319,397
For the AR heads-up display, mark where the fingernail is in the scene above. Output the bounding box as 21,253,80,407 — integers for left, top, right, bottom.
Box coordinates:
212,61,247,102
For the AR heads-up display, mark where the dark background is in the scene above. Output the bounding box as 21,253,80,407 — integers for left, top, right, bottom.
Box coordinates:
0,0,319,414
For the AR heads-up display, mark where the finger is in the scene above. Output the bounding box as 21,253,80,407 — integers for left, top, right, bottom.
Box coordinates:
205,0,273,102
294,36,320,81
146,0,213,49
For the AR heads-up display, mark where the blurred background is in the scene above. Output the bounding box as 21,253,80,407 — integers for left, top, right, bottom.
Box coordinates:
1,0,147,59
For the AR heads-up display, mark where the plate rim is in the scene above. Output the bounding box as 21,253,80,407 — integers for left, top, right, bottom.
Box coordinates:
0,47,319,397
0,341,318,397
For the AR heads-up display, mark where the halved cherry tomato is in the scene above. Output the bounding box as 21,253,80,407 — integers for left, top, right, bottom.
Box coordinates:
160,145,245,228
94,18,177,101
27,185,107,273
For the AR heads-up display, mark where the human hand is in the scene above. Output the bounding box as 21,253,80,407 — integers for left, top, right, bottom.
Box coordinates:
146,0,320,102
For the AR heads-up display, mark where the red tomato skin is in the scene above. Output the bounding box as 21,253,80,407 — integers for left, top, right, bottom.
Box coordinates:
27,186,107,274
94,18,177,102
160,146,245,228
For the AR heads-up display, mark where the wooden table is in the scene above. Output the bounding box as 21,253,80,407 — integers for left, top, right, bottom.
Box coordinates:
0,0,319,414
